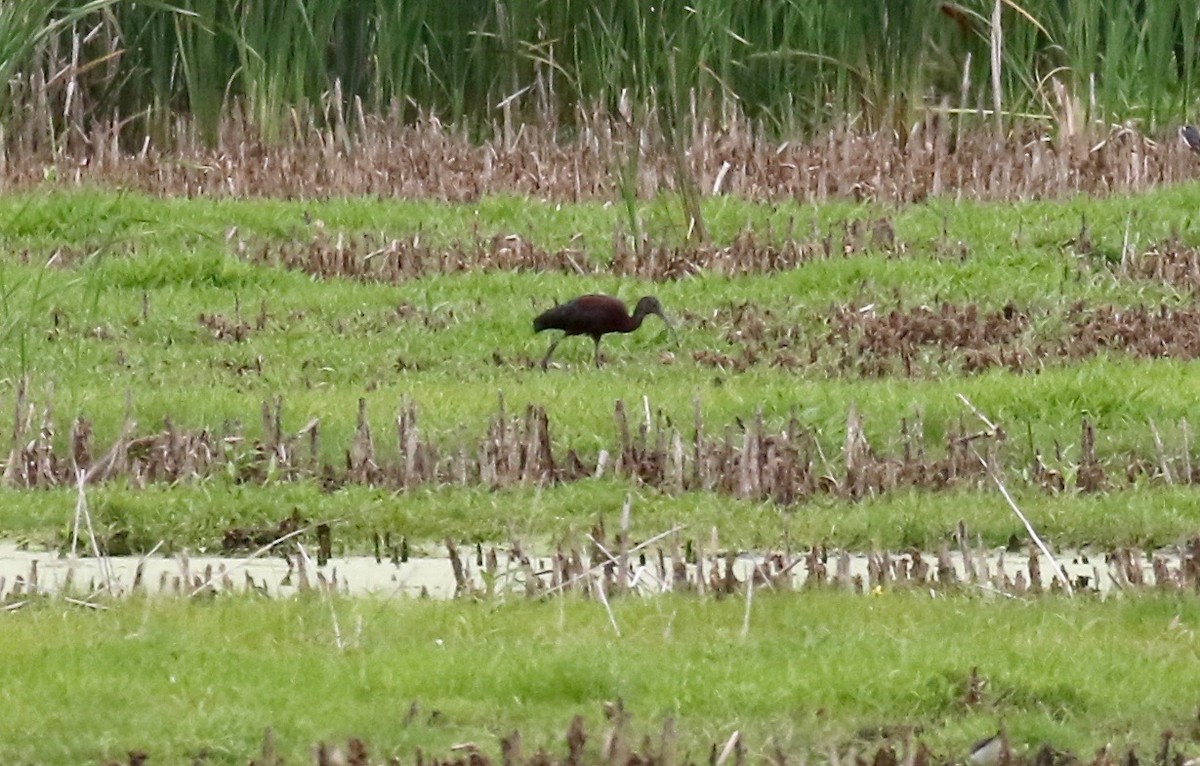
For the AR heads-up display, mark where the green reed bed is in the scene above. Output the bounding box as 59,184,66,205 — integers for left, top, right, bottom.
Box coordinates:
5,1,1200,141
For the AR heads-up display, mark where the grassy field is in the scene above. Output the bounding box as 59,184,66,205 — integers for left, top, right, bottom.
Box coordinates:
3,592,1200,764
5,164,1200,764
4,480,1200,556
6,3,1200,763
1,187,1200,553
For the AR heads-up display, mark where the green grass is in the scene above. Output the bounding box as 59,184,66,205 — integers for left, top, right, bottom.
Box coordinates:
3,187,1200,550
2,592,1198,764
5,478,1200,555
5,159,1200,765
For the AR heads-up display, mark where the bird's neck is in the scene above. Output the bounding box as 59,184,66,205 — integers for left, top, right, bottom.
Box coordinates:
627,308,649,332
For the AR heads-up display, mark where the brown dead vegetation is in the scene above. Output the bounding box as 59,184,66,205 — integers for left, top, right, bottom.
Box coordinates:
1064,304,1200,360
1112,235,1200,295
2,107,1198,203
232,225,1200,297
1,386,1196,506
694,299,1200,377
235,220,899,284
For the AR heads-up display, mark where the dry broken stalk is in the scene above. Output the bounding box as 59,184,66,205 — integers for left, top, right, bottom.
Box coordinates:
617,493,632,594
957,394,1074,597
593,574,621,637
715,730,742,766
296,542,346,651
740,561,754,639
551,524,687,597
71,470,115,595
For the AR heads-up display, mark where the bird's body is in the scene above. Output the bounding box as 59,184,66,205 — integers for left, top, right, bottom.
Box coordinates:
533,294,671,369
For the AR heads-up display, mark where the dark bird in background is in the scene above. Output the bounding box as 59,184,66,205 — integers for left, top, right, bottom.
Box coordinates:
1181,125,1200,153
533,294,673,369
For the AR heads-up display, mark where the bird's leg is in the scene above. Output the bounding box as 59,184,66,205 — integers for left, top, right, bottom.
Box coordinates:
593,338,603,368
541,337,561,370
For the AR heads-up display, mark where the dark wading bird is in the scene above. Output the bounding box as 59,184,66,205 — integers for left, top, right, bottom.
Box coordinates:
533,294,673,369
1182,125,1200,154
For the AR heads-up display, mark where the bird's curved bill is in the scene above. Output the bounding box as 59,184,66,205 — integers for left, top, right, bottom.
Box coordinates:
657,312,679,345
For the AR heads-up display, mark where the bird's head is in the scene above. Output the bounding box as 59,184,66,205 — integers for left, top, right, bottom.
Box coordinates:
634,296,669,324
634,296,677,343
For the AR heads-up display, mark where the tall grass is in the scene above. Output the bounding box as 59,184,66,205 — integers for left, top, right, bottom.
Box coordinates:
3,1,1200,143
0,0,118,125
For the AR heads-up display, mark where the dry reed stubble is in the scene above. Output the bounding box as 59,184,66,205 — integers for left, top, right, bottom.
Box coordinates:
3,392,1198,506
691,298,1200,377
223,225,1200,291
233,216,901,284
2,105,1198,203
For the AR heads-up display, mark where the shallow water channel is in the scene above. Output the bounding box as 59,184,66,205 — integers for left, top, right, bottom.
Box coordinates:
0,541,1184,602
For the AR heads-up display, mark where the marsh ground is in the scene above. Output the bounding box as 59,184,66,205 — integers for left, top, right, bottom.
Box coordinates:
5,136,1200,764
